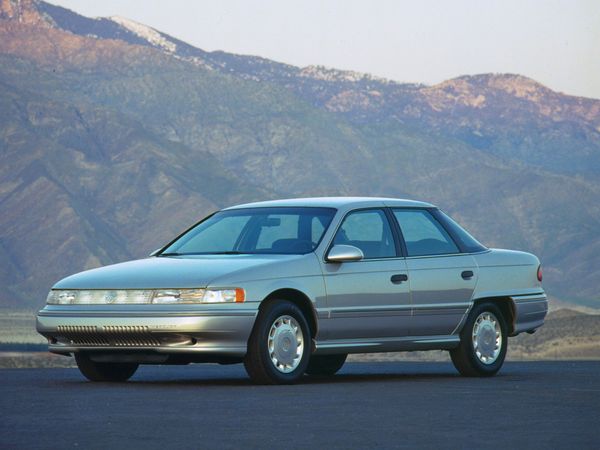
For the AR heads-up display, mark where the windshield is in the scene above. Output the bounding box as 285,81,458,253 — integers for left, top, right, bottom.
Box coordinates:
160,207,337,255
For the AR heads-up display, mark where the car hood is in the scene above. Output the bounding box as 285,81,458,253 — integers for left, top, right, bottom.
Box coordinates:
53,254,305,289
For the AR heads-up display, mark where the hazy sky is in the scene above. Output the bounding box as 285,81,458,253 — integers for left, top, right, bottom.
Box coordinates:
52,0,600,99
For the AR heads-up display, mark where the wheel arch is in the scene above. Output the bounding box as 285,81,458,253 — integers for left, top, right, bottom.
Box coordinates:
471,296,516,336
259,288,318,339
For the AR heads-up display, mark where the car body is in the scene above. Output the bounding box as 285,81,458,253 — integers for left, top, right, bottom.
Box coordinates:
36,197,548,383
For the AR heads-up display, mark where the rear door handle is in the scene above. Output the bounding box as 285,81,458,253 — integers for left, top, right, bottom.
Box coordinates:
391,274,408,284
461,270,474,280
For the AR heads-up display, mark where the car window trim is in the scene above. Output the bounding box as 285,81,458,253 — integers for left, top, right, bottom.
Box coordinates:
324,207,402,262
388,207,467,258
384,207,406,257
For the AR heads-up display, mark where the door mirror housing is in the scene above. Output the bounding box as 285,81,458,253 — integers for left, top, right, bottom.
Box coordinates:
326,245,364,263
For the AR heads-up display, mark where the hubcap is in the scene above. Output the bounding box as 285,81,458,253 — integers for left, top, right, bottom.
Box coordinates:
267,315,304,373
472,312,502,364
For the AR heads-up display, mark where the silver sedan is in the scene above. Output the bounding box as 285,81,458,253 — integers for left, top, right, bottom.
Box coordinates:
37,197,547,384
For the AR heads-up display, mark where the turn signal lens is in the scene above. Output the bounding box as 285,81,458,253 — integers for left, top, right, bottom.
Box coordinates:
235,288,245,303
537,265,543,282
202,288,245,303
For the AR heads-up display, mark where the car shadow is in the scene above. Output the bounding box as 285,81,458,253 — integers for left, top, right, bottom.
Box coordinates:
51,361,520,388
303,371,462,385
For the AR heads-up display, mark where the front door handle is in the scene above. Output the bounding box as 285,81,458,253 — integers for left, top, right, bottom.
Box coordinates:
391,274,408,284
461,270,474,280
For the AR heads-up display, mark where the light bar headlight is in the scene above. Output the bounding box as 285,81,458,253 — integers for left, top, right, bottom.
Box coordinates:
46,288,245,305
152,289,206,304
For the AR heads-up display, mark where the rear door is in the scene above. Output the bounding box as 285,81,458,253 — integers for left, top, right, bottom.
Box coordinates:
391,208,477,336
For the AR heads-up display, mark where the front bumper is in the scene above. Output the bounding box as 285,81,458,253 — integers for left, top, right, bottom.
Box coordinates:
36,305,258,358
510,293,548,335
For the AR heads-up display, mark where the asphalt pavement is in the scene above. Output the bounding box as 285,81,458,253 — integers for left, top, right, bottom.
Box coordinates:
1,361,598,449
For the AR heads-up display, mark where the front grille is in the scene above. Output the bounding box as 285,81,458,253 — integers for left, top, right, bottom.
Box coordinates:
57,325,97,333
56,325,161,347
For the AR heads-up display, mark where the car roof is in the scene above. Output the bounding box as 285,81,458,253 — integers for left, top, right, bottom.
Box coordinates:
224,197,435,210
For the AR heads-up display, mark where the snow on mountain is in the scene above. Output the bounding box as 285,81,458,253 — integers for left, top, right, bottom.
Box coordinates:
109,15,176,53
299,65,394,85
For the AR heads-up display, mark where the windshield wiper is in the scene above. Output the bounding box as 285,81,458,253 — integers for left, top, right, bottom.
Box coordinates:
207,251,247,255
158,251,248,256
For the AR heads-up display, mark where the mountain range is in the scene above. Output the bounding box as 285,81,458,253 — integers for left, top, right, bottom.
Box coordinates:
0,0,599,310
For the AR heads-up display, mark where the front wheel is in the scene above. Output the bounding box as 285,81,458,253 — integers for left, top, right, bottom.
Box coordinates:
244,300,310,384
75,353,139,382
450,302,507,377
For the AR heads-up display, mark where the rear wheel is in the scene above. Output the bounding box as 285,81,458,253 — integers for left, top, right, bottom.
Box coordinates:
75,353,139,382
450,302,507,377
244,300,310,384
305,354,347,376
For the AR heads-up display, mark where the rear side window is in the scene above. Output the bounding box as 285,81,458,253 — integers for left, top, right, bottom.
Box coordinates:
392,209,459,257
432,209,487,253
333,209,396,259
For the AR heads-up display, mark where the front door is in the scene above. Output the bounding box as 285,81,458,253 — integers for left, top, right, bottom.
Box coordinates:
391,208,478,336
320,209,411,340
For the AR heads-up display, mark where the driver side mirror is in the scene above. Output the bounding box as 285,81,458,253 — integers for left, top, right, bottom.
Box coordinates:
326,245,364,263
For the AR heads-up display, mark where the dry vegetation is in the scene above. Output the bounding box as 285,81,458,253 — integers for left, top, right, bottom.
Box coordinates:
0,352,77,368
509,309,600,360
0,312,45,344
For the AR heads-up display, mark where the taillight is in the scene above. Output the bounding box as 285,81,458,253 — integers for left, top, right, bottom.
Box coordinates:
537,265,543,282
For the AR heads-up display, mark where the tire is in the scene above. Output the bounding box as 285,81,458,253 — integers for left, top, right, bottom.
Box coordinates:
244,300,311,384
450,302,508,377
305,354,347,376
75,353,139,382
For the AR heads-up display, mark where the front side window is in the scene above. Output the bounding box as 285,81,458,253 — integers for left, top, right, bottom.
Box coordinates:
333,209,396,259
392,209,459,257
161,207,336,255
